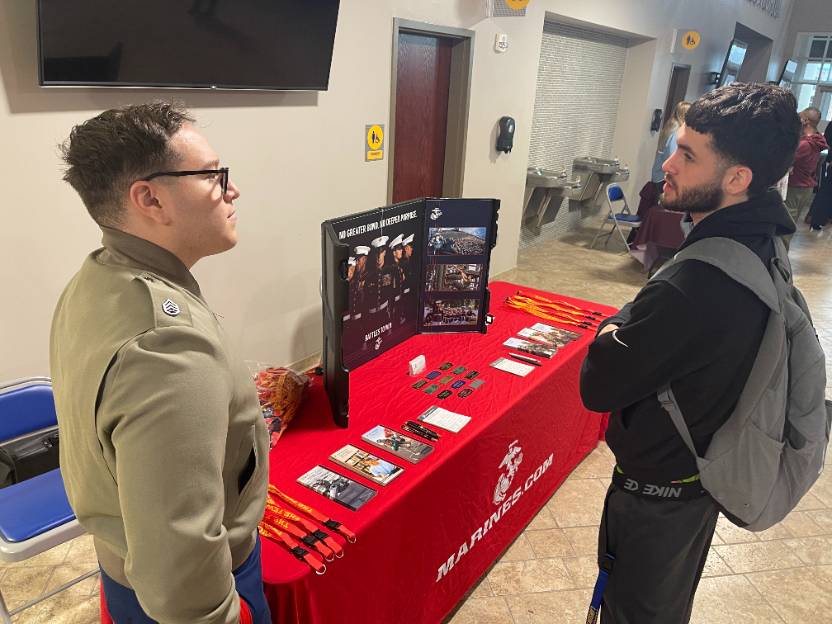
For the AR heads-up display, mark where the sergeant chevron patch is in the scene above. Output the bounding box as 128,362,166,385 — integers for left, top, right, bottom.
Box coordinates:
162,298,180,317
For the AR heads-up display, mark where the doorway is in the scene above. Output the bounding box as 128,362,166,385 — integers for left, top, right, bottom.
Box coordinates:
389,20,474,203
734,22,773,84
663,64,691,127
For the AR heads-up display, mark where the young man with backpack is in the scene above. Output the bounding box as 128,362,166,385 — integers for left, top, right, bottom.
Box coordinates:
580,83,830,623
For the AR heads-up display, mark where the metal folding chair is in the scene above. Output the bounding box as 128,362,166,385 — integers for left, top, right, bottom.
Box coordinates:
590,183,642,251
0,378,95,624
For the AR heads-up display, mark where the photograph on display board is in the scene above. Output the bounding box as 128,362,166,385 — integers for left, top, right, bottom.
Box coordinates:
425,263,483,292
422,298,481,327
427,227,487,256
297,465,376,511
331,201,424,370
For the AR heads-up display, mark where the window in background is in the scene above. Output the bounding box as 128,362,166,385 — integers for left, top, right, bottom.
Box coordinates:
819,90,832,122
796,84,818,110
790,33,832,113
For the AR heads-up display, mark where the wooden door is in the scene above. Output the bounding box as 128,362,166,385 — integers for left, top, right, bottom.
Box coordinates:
392,32,453,203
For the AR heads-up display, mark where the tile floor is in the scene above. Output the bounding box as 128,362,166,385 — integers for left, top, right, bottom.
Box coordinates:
2,219,832,623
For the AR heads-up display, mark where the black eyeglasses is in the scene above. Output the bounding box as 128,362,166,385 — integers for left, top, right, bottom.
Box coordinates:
140,167,229,195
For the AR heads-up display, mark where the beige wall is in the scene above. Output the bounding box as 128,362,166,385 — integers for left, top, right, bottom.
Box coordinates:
0,0,794,380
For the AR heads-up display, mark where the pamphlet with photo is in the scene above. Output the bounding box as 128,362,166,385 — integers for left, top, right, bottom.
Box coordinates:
503,336,556,359
297,465,377,511
329,444,404,486
361,425,434,464
527,323,582,347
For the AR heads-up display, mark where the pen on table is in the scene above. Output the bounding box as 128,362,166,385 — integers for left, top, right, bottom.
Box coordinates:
403,424,438,442
509,352,542,367
405,420,440,439
405,421,440,439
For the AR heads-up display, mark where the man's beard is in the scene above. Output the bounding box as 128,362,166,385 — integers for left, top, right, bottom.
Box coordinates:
661,177,724,213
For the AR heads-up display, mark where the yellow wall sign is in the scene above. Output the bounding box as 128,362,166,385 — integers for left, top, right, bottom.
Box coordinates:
682,31,701,50
505,0,530,9
365,124,385,161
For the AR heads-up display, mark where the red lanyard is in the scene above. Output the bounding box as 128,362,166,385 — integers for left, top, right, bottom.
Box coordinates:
265,500,344,559
258,523,326,575
513,292,603,324
505,292,604,329
505,297,594,329
269,485,357,543
262,507,335,562
542,295,605,318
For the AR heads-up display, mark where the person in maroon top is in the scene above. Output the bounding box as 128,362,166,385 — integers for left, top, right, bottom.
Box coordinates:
784,107,828,243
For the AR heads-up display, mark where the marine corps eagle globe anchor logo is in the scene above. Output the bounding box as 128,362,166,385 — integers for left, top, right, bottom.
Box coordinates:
493,440,524,505
374,336,383,351
430,206,443,221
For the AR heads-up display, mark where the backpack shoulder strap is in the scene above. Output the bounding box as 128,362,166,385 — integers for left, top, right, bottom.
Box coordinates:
656,237,780,313
655,236,783,463
658,385,699,459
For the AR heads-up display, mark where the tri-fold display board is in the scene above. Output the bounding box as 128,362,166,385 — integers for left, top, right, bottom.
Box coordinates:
321,198,500,427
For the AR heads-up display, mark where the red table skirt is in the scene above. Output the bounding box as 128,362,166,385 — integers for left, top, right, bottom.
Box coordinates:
260,282,614,624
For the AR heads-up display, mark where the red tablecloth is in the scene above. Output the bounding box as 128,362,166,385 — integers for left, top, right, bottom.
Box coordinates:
260,281,614,624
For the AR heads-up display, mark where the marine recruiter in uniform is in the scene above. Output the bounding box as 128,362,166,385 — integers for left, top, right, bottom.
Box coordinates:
50,103,270,624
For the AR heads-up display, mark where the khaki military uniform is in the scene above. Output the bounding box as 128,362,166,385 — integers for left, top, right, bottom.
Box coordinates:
50,227,269,624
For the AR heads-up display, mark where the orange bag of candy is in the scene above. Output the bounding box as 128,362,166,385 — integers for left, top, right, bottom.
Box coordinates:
253,367,309,448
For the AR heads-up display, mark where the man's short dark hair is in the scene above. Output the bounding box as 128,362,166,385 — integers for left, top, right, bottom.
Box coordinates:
684,83,800,197
60,102,194,226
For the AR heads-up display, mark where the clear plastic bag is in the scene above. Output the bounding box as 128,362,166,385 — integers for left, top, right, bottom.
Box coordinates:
246,362,310,449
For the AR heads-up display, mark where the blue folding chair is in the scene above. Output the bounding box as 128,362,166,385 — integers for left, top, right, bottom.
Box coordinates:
590,183,642,251
0,378,94,624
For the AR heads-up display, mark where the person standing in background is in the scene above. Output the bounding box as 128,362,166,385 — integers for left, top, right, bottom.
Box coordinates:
635,101,692,221
784,107,827,242
653,101,692,188
808,121,832,231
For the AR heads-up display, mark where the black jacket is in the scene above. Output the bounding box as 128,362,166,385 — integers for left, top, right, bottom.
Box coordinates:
580,191,795,482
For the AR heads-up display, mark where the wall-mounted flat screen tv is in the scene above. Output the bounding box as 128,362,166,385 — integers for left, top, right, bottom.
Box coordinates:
38,0,340,90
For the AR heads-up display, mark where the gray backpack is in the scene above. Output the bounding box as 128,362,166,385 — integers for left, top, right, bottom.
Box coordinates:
653,236,831,531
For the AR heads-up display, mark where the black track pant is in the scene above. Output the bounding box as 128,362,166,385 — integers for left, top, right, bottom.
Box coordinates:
810,171,832,228
598,484,719,624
